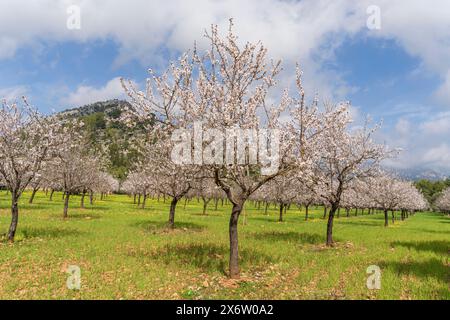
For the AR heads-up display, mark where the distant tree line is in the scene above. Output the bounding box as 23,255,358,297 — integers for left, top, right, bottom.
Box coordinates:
415,178,450,206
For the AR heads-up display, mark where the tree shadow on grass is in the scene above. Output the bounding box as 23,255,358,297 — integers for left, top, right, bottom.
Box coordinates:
250,231,324,244
190,212,223,217
18,226,84,240
391,240,450,256
132,220,206,234
19,205,51,211
69,213,102,219
378,258,449,297
131,243,274,273
336,220,384,227
250,216,284,223
405,228,450,236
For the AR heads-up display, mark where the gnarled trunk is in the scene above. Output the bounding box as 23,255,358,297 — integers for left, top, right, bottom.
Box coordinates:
384,209,389,227
80,191,86,208
168,197,179,229
326,204,338,246
279,203,284,222
141,192,147,209
202,197,210,215
63,192,70,218
322,206,327,219
7,193,19,242
305,205,309,221
229,203,243,278
214,198,219,211
29,187,39,204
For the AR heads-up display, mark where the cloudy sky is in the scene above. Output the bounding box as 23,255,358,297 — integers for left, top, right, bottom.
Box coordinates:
0,0,449,173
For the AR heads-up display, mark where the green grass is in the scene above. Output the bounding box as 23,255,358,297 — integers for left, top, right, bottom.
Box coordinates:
0,191,448,300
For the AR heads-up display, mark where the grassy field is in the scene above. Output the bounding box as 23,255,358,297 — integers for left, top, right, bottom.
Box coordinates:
0,191,448,300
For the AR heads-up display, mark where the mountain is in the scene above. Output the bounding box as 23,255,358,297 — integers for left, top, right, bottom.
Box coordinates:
59,99,148,184
393,167,449,181
60,99,132,118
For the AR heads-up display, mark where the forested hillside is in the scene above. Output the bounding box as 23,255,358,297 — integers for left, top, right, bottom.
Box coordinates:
415,178,450,205
60,99,149,187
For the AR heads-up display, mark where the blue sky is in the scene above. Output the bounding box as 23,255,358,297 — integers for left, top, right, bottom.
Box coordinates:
0,0,449,173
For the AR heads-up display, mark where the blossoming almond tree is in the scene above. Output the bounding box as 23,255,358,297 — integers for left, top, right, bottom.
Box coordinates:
312,109,396,246
400,182,428,218
51,146,103,218
366,174,413,226
0,98,63,242
294,181,318,221
435,188,450,214
258,174,298,222
121,21,313,278
46,121,109,218
143,132,197,227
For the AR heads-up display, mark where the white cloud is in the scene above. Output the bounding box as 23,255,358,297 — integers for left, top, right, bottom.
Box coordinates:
395,118,411,136
0,85,28,101
1,1,450,103
420,112,450,135
422,144,450,165
434,71,450,107
380,111,450,171
62,77,124,107
0,37,18,59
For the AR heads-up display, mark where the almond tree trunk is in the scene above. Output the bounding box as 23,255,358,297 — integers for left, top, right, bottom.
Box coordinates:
29,187,39,204
384,209,389,227
141,192,147,209
229,202,243,278
80,191,86,208
63,192,70,218
279,203,284,222
326,204,338,246
214,198,219,211
168,197,179,229
7,191,19,242
202,197,210,215
305,205,309,221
